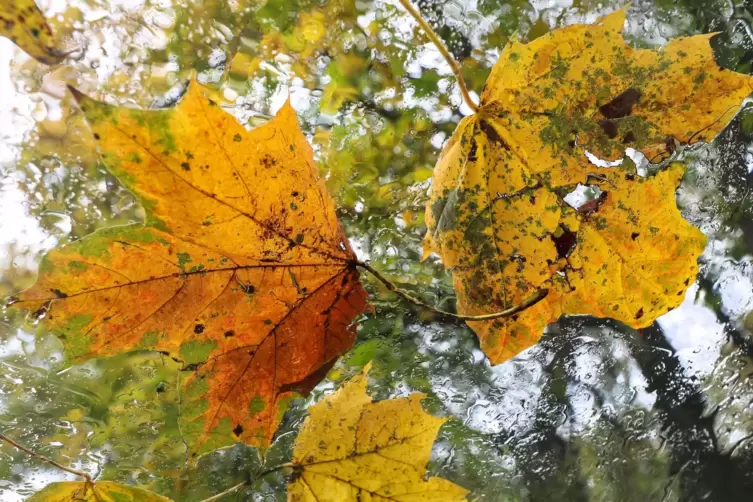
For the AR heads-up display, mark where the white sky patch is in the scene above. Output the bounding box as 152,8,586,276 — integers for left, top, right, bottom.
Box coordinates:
0,41,57,273
0,177,57,271
563,183,602,209
625,147,650,176
659,284,726,378
714,262,753,319
584,149,624,168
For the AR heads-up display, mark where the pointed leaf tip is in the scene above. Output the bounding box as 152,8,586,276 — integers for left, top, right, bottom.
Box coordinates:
67,85,87,103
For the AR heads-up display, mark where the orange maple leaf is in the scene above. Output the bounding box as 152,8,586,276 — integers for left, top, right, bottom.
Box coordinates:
13,82,368,455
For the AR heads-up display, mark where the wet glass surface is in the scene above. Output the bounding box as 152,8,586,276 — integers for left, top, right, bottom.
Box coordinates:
1,0,753,500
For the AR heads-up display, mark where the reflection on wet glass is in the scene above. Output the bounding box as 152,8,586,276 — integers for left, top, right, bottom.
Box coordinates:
1,0,753,500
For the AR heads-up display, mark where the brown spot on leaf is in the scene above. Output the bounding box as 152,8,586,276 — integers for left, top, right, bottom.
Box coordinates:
599,88,642,119
598,119,618,138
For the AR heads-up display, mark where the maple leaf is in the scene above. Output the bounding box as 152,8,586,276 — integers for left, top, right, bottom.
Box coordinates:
424,8,752,363
288,363,469,501
0,0,63,65
28,481,171,502
13,82,368,454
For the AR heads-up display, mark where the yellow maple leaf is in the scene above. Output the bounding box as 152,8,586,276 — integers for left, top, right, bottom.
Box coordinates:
424,8,752,363
12,81,368,455
0,0,63,65
28,481,171,502
288,364,469,501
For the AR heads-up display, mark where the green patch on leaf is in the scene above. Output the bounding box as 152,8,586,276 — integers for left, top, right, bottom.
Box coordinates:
67,261,89,273
248,395,266,415
179,340,217,365
176,252,192,270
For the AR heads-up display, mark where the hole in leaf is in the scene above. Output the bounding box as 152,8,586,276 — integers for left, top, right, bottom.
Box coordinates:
551,227,578,259
625,147,649,177
564,184,606,214
585,150,623,168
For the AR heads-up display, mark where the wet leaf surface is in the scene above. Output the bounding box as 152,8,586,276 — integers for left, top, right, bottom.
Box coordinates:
424,8,751,363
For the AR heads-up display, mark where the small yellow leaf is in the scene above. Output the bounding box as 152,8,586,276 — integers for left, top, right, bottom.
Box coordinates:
288,364,469,501
424,8,752,363
0,0,63,65
28,481,171,502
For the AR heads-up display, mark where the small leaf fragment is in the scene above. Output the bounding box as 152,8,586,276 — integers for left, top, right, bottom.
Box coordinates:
288,364,469,501
0,0,64,64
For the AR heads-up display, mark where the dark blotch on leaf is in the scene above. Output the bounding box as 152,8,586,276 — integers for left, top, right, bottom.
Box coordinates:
193,323,205,334
635,307,644,320
598,119,618,139
468,138,478,162
631,232,639,240
599,88,642,119
224,330,235,338
233,424,244,436
480,119,509,150
551,227,578,259
52,288,68,298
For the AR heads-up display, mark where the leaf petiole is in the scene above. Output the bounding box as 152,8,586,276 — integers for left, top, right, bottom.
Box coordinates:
355,260,548,321
396,0,480,112
0,432,94,484
196,463,295,502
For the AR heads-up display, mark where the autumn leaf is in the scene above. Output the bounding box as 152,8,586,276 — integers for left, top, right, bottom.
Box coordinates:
13,81,369,454
0,0,63,65
424,8,752,363
288,363,468,501
28,481,171,502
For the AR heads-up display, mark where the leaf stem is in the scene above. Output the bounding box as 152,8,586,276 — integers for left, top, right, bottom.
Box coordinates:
0,432,94,483
356,261,548,321
397,0,479,112
197,481,246,502
196,463,295,502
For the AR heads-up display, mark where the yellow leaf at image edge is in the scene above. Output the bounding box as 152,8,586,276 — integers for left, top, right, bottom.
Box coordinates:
28,481,172,502
289,364,469,501
0,0,63,64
